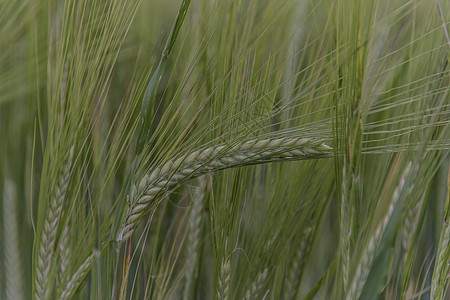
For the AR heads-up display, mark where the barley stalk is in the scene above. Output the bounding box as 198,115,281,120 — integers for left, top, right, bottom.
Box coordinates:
347,162,412,300
216,258,231,300
117,137,332,242
35,147,74,300
2,179,25,300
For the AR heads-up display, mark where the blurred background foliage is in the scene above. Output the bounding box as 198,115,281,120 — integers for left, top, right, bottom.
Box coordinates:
0,0,449,299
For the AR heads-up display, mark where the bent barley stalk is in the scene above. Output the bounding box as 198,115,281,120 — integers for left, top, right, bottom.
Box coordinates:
35,147,74,300
117,137,332,242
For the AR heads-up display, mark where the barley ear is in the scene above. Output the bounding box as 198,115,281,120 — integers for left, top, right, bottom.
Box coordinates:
35,147,74,300
347,162,412,300
401,193,424,263
216,258,231,300
244,268,268,299
58,251,96,300
59,223,71,277
117,137,332,243
285,227,312,299
183,176,208,300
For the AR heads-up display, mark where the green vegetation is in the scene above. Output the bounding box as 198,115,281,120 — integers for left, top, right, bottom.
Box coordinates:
0,0,449,299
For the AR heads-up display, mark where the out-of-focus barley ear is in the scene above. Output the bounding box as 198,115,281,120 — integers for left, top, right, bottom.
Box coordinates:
402,193,425,263
431,221,450,299
183,176,208,300
58,251,96,300
216,258,231,300
35,146,74,300
2,178,25,300
431,166,450,299
244,268,268,299
59,223,71,277
347,162,412,300
117,137,332,243
285,227,312,299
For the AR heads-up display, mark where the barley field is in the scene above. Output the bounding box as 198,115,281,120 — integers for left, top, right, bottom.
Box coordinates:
0,0,449,299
